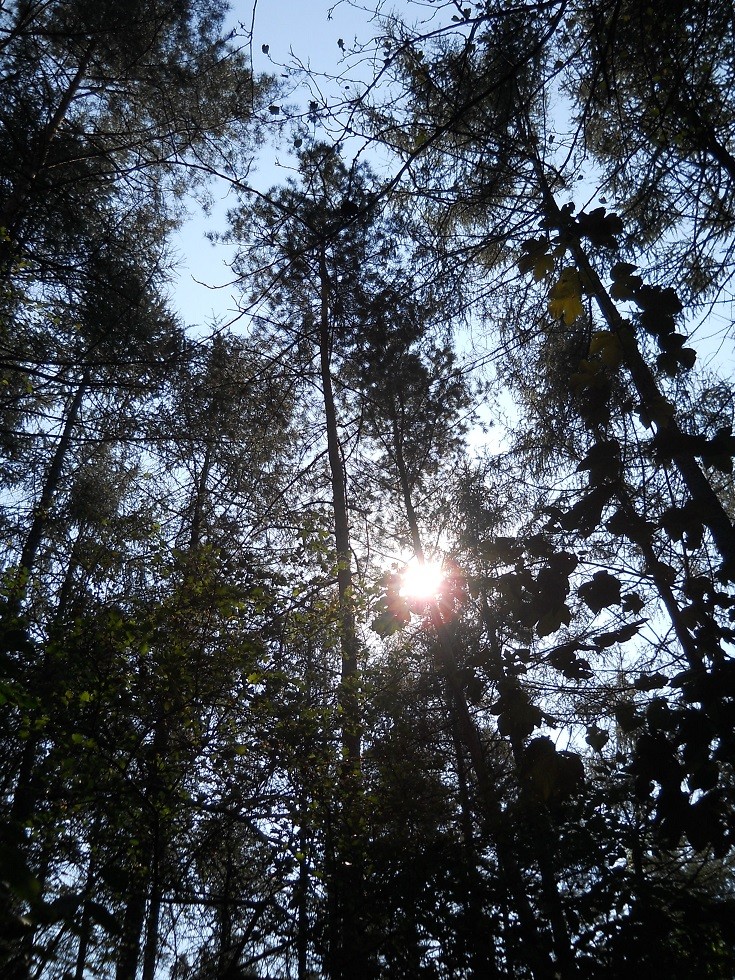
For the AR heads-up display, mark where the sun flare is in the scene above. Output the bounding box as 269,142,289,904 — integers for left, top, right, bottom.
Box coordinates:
399,559,444,602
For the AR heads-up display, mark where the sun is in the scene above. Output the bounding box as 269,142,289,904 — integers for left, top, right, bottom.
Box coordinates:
399,558,444,602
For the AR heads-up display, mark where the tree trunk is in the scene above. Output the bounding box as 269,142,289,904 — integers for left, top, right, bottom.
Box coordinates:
115,886,147,980
12,367,91,606
140,830,163,980
390,419,557,978
316,245,369,980
0,44,94,240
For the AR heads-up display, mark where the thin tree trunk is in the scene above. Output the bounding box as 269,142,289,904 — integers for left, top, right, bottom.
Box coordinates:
140,829,163,980
390,418,557,977
13,366,91,605
115,886,147,980
316,245,369,980
189,442,213,553
317,246,360,769
0,44,95,238
449,714,502,979
74,818,101,980
296,791,310,980
433,624,557,979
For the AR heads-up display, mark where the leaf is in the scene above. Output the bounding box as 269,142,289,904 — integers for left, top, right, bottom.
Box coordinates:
586,725,609,752
478,536,523,563
686,793,725,853
606,509,655,545
634,283,683,317
548,267,584,324
536,603,571,637
35,893,82,924
465,672,484,705
99,863,131,893
522,737,584,802
495,686,543,741
0,841,41,903
678,347,697,369
592,619,645,648
578,571,621,613
559,485,615,536
610,262,638,280
621,592,645,614
636,393,674,429
498,700,543,740
87,900,121,935
634,671,669,691
609,279,633,300
577,440,620,484
576,207,623,248
518,237,550,276
371,608,409,637
660,504,703,545
589,330,624,367
657,332,687,352
569,358,600,390
533,254,554,281
615,700,643,733
656,350,680,377
632,732,681,785
547,641,593,680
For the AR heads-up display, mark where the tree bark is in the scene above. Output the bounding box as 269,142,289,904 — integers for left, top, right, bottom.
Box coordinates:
12,366,91,606
0,43,95,239
316,245,369,980
389,411,558,978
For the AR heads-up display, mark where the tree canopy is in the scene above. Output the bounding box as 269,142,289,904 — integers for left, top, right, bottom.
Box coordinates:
2,1,735,978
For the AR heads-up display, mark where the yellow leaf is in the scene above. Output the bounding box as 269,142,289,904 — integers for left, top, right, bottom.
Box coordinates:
549,294,584,324
548,268,584,324
533,254,554,281
570,358,600,390
589,331,623,369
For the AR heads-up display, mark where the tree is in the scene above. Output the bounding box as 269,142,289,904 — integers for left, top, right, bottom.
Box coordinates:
4,0,735,976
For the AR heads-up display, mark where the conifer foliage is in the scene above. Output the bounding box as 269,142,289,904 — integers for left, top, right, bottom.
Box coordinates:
2,1,735,978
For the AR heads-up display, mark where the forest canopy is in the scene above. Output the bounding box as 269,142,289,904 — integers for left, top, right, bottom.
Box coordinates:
2,0,735,978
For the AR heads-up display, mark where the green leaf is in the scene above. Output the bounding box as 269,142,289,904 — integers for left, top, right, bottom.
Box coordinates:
370,604,410,637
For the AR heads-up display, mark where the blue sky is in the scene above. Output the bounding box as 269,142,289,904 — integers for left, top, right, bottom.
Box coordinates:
168,0,410,331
